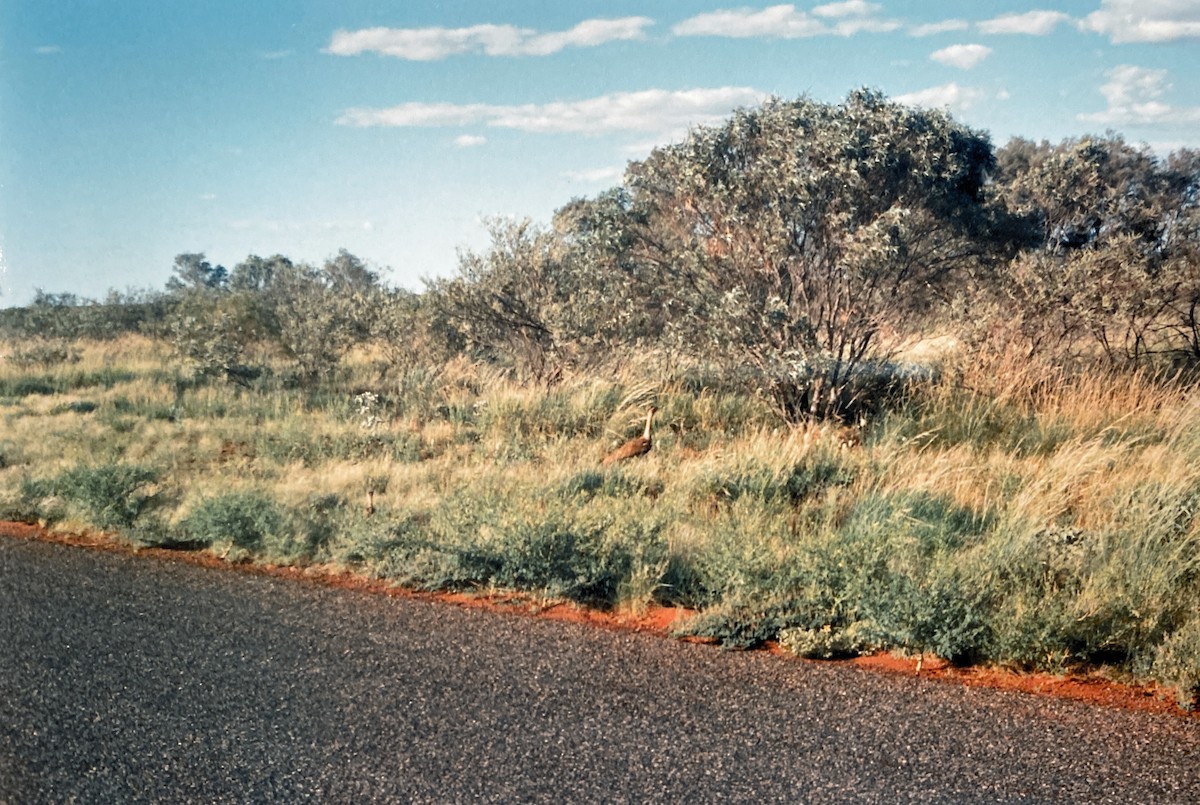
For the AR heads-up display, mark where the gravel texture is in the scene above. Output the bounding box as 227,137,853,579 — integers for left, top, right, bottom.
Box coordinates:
2,536,1199,803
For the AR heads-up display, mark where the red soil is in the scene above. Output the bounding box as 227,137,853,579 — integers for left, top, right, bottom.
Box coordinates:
2,520,1193,719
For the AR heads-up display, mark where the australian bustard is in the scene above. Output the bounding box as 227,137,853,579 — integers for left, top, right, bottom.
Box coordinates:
602,406,657,465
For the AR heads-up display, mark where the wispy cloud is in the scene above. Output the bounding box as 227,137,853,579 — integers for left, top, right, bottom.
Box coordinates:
1080,0,1200,43
894,82,987,113
1079,65,1200,126
673,5,826,38
978,10,1071,35
260,49,293,60
35,45,62,55
672,3,898,39
337,87,768,138
231,219,375,233
929,43,992,69
812,1,881,17
326,17,653,60
1146,140,1198,155
564,166,625,183
909,19,970,37
453,134,487,148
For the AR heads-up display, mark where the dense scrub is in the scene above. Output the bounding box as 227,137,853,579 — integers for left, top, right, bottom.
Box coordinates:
3,91,1199,706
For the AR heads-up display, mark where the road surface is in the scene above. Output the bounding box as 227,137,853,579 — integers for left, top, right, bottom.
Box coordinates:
2,536,1199,803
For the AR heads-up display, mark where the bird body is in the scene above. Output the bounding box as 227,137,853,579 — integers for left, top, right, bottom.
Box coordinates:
602,407,656,465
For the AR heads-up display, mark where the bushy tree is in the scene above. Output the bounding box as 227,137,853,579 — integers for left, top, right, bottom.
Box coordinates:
432,219,571,382
991,137,1200,367
228,253,292,293
166,253,228,292
1161,148,1200,362
614,90,1004,419
164,250,385,384
264,252,382,381
370,288,463,376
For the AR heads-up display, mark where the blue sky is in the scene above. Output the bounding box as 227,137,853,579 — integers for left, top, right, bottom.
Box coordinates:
2,1,1198,305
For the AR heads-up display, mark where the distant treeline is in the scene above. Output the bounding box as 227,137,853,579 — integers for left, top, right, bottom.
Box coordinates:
5,90,1198,419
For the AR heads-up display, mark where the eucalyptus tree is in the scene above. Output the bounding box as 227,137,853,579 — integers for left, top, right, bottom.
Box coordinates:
265,251,383,381
994,136,1200,367
431,219,566,382
166,253,228,293
1163,148,1200,361
615,89,1002,419
166,250,385,384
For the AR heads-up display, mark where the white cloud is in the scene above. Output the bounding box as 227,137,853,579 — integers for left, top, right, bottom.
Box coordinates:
340,102,490,128
1079,64,1200,125
260,49,292,60
977,10,1071,35
673,5,827,38
1081,0,1200,43
812,1,880,17
929,43,992,69
909,19,970,37
834,17,902,35
894,82,987,112
231,219,375,233
35,45,61,55
454,134,487,148
564,166,625,183
520,17,656,56
325,17,652,60
337,87,768,138
199,193,218,202
1146,139,1200,155
672,3,898,38
1100,64,1170,107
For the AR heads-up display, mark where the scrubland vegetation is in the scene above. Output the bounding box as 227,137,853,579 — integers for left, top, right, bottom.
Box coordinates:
3,91,1199,706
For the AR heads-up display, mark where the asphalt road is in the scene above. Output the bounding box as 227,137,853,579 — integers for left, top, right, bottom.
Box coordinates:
2,537,1199,804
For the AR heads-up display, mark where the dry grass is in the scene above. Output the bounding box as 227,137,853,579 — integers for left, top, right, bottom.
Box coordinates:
4,337,1200,706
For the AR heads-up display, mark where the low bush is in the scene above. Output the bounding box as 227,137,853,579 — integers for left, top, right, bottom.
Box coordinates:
780,621,882,659
50,464,159,530
697,456,854,508
0,376,59,398
50,400,99,415
557,469,656,500
181,491,287,552
1152,617,1200,710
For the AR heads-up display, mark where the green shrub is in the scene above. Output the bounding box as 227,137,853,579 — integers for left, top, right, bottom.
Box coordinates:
450,514,639,606
680,599,822,650
675,492,996,654
1152,617,1200,710
65,368,138,391
558,469,651,500
181,491,286,551
50,400,99,415
858,569,992,664
370,495,667,608
0,376,59,397
780,620,882,659
295,493,346,559
51,464,159,530
698,457,854,508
